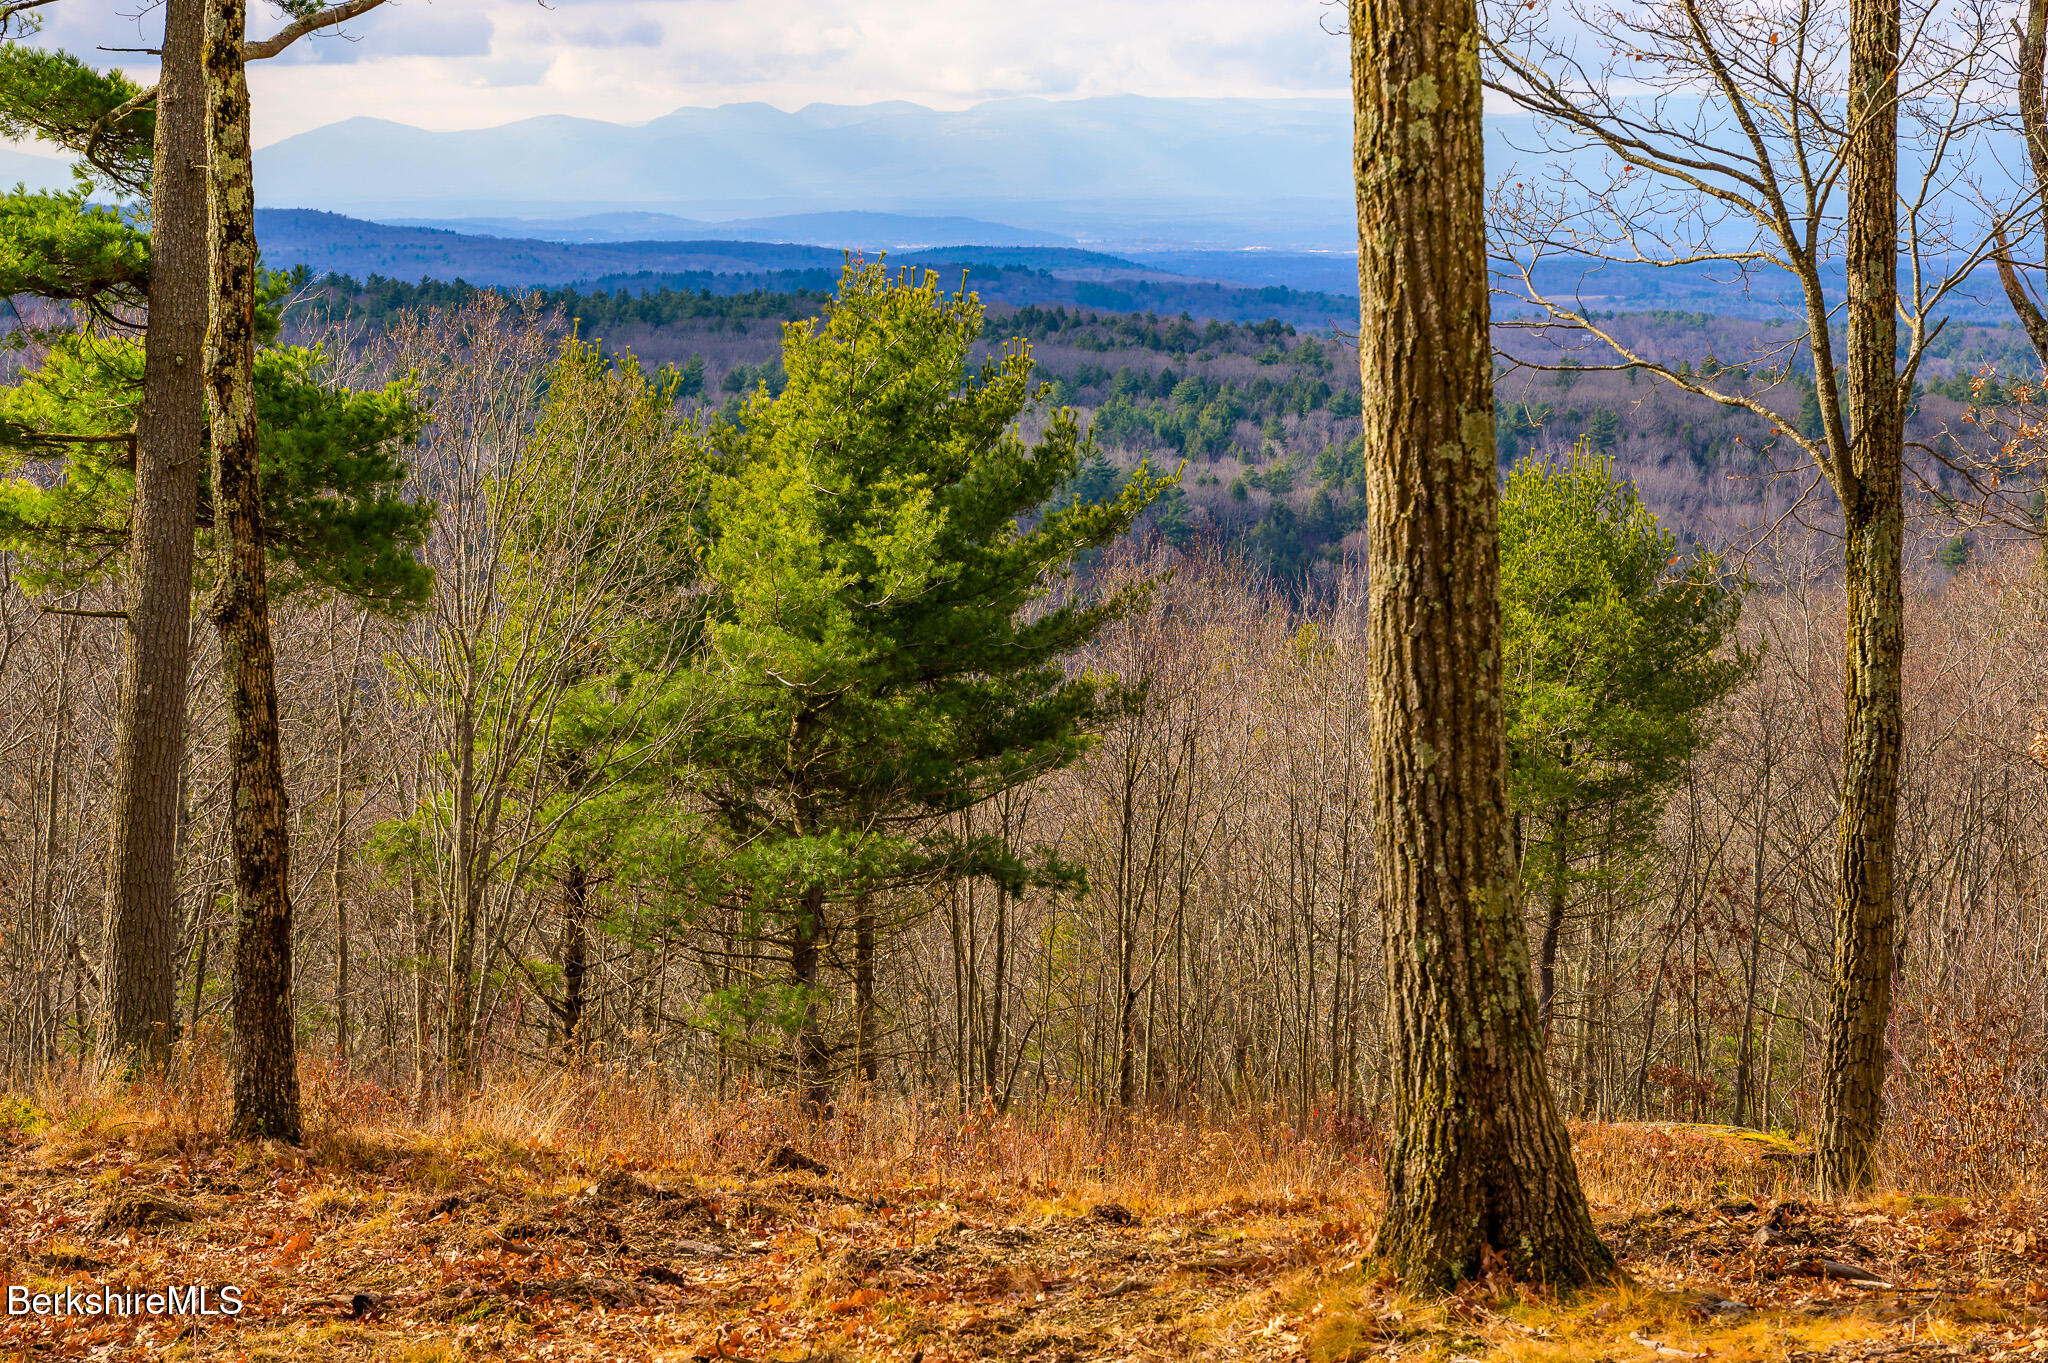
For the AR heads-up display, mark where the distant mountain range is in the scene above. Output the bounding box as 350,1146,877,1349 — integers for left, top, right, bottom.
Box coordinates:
383,211,1080,250
268,96,1890,252
250,97,1361,248
257,210,850,287
13,89,2020,322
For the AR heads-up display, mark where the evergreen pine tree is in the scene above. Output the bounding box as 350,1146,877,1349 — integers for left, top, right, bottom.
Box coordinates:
1500,445,1750,1031
679,262,1165,1109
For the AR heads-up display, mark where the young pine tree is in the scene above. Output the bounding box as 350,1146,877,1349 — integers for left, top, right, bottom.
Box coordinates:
681,262,1165,1110
0,322,433,607
1500,445,1750,1036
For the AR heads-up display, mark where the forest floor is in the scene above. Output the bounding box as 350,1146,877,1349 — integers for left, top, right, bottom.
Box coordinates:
1,1080,2044,1362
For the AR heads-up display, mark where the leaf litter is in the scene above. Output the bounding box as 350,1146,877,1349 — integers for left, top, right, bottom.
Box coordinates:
4,1127,2048,1361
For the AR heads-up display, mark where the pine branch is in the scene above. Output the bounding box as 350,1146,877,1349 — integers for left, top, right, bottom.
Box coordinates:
83,83,157,188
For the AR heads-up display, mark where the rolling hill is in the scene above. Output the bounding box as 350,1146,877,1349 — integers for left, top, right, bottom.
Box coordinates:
252,209,1363,327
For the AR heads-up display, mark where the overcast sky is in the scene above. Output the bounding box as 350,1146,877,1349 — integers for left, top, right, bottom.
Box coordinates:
22,0,1349,147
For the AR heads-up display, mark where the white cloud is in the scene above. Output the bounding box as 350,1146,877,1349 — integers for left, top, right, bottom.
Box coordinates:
265,4,497,63
547,17,663,47
10,0,1348,145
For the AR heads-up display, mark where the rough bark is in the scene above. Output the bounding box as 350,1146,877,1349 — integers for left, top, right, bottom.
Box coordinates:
792,884,831,1114
1537,799,1570,1037
1352,0,1613,1287
853,892,877,1085
205,0,301,1144
1816,0,1905,1198
104,0,207,1070
1995,0,2048,367
556,862,588,1056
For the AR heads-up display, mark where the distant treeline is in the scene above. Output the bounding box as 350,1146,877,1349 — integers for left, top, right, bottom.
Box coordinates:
300,256,1362,332
303,273,834,327
1004,305,1312,356
300,273,1356,358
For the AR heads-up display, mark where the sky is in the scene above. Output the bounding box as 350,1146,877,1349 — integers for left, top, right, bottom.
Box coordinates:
21,0,1351,147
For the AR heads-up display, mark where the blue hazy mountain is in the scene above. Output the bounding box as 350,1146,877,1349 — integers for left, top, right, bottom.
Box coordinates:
383,211,1079,250
253,209,848,286
252,96,1898,251
252,97,1360,247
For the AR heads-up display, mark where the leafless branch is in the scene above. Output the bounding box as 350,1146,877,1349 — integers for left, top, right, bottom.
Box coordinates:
243,0,389,61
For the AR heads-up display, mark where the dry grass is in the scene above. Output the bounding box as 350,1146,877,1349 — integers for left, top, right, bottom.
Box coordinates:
4,1059,2048,1361
1570,1121,1811,1207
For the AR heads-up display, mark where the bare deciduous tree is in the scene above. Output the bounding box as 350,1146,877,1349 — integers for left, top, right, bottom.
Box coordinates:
1481,0,2011,1192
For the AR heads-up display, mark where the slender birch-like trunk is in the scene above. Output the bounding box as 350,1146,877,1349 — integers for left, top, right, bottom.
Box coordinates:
205,0,301,1143
1817,0,1905,1196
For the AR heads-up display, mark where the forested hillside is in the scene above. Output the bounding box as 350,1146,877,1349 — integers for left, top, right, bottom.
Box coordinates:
293,275,2037,578
253,211,1360,327
14,0,2048,1356
10,275,2048,1358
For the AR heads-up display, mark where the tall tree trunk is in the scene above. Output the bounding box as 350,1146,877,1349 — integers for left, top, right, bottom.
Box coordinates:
445,719,481,1090
329,610,367,1064
983,886,1007,1109
1352,0,1611,1287
791,884,831,1114
330,743,352,1063
853,892,877,1085
30,626,77,1067
1993,0,2048,365
556,861,588,1057
946,885,968,1102
409,862,435,1103
1116,987,1139,1111
1734,740,1772,1128
105,0,207,1070
187,907,209,1042
205,0,301,1144
1537,798,1570,1037
1818,0,1905,1198
445,878,483,1086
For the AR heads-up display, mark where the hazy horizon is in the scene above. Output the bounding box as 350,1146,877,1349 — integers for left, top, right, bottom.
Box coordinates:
14,0,1348,144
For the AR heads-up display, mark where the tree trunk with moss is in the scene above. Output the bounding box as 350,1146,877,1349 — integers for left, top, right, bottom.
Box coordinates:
206,0,301,1144
1818,0,1905,1194
1352,0,1613,1287
105,0,207,1070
